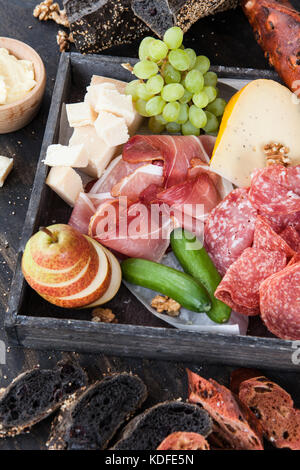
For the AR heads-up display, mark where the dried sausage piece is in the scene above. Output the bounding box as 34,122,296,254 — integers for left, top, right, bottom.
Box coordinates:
248,165,300,216
253,215,296,257
280,225,300,252
214,247,286,316
260,260,300,340
204,188,257,276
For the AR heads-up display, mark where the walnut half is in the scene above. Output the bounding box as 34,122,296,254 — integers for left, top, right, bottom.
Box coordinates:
264,142,290,166
33,0,69,27
91,308,117,323
151,295,181,317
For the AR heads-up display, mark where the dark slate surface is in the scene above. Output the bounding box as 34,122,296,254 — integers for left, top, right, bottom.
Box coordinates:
0,0,299,450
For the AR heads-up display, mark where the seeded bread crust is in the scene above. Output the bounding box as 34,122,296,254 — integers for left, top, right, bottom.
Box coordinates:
239,376,300,450
187,369,263,450
64,0,149,54
47,373,148,450
112,400,212,450
0,362,87,438
131,0,239,37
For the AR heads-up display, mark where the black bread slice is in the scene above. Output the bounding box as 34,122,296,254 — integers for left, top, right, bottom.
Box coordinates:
64,0,149,54
112,401,212,450
47,373,147,450
131,0,236,37
0,362,87,438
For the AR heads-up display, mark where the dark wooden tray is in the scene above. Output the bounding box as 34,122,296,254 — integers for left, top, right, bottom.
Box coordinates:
6,52,298,370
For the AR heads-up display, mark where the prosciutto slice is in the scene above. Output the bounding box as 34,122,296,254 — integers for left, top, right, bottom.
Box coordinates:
123,135,215,188
88,199,172,262
111,164,164,202
69,193,96,235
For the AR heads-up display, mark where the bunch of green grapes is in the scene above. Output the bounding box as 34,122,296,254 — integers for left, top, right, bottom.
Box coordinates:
125,26,226,136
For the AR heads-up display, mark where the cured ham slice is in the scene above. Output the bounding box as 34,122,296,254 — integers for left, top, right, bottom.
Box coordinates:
260,260,300,340
88,199,172,262
111,164,164,202
215,248,287,316
157,173,222,221
89,155,145,194
204,188,258,276
123,135,215,188
253,216,296,258
249,165,300,216
69,192,96,235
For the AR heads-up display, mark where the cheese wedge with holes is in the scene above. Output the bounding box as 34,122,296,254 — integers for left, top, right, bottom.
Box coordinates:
46,166,83,207
44,144,88,168
66,102,97,127
94,111,129,147
69,125,121,178
0,155,13,187
210,79,300,187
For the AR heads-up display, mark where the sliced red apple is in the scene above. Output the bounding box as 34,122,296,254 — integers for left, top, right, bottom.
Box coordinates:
41,237,111,308
81,246,121,308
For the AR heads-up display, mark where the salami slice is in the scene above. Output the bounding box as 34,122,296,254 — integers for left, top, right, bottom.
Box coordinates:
215,248,287,316
259,211,300,233
260,261,300,340
253,216,296,257
204,188,258,276
280,226,300,253
249,165,300,215
157,432,210,450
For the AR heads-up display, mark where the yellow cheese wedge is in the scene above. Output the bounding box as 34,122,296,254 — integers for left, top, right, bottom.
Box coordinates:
210,79,300,187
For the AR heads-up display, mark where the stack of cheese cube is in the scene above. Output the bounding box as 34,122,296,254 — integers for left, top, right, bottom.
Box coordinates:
46,75,143,207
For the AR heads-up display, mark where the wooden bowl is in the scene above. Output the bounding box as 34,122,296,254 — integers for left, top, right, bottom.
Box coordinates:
0,37,46,134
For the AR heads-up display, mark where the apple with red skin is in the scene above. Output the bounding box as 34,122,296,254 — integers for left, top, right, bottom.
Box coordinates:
22,224,120,309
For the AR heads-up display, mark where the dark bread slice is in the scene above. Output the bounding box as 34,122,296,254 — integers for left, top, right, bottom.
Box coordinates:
112,400,212,450
0,362,87,438
187,369,263,450
47,373,147,450
131,0,238,37
239,376,300,450
64,0,148,54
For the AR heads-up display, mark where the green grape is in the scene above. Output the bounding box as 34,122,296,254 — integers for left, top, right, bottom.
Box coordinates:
203,85,217,104
137,82,153,101
168,50,190,71
145,96,166,116
194,55,210,74
125,80,140,101
203,111,219,134
166,122,181,133
189,105,207,128
139,36,155,60
204,71,218,87
179,88,192,104
135,99,150,117
185,70,204,94
133,60,159,79
155,114,167,125
146,75,164,94
177,103,189,124
182,121,200,136
161,83,184,102
185,48,196,70
162,63,181,84
206,97,227,117
163,101,180,122
149,39,169,62
192,90,209,108
163,26,183,49
148,116,165,133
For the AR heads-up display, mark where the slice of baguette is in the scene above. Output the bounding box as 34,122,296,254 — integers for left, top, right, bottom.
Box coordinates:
0,362,87,438
187,369,263,450
239,376,300,450
112,401,212,450
47,373,147,450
